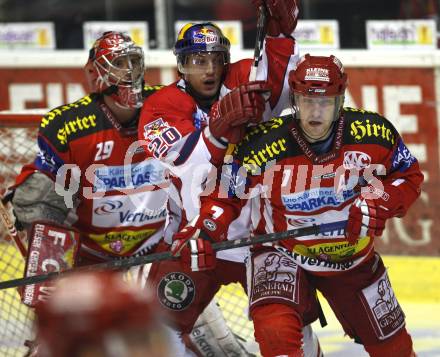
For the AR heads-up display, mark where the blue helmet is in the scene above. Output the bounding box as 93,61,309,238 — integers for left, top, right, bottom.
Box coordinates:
174,22,230,69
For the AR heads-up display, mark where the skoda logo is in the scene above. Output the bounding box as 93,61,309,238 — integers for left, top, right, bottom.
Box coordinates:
157,272,195,311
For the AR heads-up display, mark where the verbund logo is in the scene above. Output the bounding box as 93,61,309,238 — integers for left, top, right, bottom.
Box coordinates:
91,190,168,228
343,151,371,170
94,199,166,224
94,200,123,215
118,208,166,225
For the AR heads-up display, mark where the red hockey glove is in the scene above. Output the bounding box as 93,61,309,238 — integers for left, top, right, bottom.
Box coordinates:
345,184,404,245
252,0,299,37
171,225,216,272
209,81,270,144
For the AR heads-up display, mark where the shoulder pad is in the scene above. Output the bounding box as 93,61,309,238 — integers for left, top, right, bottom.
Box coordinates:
239,115,292,147
38,94,103,152
40,95,95,129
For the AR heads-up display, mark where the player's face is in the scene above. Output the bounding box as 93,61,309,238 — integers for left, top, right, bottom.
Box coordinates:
183,52,225,98
108,53,144,86
295,94,336,141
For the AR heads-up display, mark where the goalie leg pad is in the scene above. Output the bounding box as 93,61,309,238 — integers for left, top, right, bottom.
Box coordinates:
251,303,303,357
188,300,249,357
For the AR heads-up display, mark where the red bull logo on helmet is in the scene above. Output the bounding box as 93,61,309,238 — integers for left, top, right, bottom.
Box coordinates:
193,28,218,44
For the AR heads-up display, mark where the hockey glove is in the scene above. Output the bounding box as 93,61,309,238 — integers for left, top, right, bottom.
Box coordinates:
345,184,404,245
209,81,270,144
171,225,216,272
252,0,299,37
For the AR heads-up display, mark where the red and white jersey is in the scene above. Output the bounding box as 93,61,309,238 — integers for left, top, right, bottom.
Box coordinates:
14,91,167,260
199,108,424,272
138,37,299,262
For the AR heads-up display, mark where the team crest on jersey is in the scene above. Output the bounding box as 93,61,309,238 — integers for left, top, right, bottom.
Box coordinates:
143,118,168,140
343,151,372,170
157,272,195,311
142,118,182,158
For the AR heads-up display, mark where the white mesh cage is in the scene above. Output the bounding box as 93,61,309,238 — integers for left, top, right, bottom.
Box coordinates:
0,112,42,356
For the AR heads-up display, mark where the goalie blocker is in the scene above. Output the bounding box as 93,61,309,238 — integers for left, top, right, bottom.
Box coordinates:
21,222,80,307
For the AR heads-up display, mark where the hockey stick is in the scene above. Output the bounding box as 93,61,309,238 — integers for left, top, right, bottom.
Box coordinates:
0,197,27,257
249,4,267,81
0,220,347,290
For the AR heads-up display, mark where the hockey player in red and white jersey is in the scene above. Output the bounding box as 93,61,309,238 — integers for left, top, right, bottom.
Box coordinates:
176,54,423,356
7,31,184,355
10,31,167,263
139,2,323,356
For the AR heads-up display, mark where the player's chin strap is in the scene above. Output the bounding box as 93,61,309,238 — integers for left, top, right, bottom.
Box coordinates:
0,220,348,290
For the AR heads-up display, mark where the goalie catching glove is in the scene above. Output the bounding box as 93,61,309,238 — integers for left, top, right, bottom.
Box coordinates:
170,215,228,272
208,81,270,144
345,183,406,245
252,0,299,37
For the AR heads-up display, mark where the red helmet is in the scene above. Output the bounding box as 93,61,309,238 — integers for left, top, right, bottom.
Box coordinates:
288,54,347,97
84,31,145,109
288,54,347,124
35,271,169,357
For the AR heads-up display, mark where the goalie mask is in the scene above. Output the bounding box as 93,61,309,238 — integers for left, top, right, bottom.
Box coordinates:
35,272,170,357
174,22,230,75
85,31,145,109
